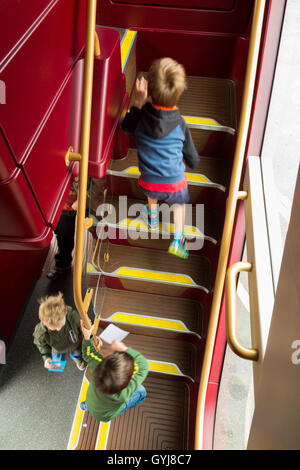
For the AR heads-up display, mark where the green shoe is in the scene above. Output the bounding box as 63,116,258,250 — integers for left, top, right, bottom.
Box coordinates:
168,237,189,259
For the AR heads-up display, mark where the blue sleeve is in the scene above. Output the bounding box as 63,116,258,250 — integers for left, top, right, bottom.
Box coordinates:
180,119,200,169
121,106,142,135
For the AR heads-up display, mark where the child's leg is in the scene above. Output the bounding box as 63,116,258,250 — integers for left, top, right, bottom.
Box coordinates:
51,352,65,362
143,197,159,230
173,203,185,239
69,349,87,371
47,210,76,278
69,349,82,360
168,203,188,259
80,401,89,411
118,385,147,416
147,197,158,213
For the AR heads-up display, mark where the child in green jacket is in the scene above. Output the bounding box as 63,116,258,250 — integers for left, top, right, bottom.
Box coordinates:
80,321,149,422
33,292,86,371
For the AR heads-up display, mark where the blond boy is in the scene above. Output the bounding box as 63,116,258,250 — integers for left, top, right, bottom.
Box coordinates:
33,292,86,371
122,57,199,258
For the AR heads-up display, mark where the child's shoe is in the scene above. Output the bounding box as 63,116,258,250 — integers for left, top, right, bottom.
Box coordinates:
80,401,88,411
47,265,71,279
168,236,189,259
142,204,159,231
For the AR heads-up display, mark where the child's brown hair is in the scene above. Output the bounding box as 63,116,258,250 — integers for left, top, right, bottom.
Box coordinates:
38,292,67,328
94,352,134,394
147,57,187,107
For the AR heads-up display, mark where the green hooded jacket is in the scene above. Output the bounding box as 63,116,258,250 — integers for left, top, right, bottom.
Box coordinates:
33,307,83,362
82,338,149,422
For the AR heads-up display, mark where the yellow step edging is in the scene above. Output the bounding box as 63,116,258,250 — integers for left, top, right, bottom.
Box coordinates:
121,30,137,72
106,165,226,191
87,264,208,291
95,422,111,450
106,312,190,333
67,377,89,450
183,115,235,134
113,267,197,287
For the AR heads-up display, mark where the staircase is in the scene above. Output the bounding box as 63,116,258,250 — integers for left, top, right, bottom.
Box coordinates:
68,28,237,451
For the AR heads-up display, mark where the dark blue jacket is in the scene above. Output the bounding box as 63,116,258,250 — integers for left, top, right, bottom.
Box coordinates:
122,102,200,185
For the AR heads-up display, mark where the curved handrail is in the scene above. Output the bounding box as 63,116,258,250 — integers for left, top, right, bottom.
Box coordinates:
194,0,266,450
226,261,258,361
65,0,98,329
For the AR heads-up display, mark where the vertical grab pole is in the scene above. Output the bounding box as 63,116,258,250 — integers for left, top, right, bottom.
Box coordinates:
73,0,97,329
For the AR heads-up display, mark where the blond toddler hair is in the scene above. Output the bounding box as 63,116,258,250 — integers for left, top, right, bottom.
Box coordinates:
147,57,187,107
38,292,67,328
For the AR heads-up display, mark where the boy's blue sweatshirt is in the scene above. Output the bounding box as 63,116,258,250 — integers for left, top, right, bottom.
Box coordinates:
122,102,200,186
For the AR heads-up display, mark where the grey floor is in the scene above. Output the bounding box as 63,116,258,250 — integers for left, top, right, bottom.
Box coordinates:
0,272,85,451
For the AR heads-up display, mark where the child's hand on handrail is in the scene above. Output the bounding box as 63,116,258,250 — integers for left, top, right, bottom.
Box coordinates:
80,320,93,340
133,76,148,109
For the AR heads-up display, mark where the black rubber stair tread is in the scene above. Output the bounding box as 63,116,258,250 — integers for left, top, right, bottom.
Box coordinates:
90,240,211,292
108,148,228,190
94,286,203,337
178,75,236,131
98,331,197,381
106,375,190,450
69,374,189,450
92,193,221,244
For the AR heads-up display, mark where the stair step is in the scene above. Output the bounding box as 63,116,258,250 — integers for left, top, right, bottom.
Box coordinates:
91,194,221,245
68,374,189,450
131,74,236,135
68,330,196,450
108,149,228,191
179,76,236,134
88,240,211,292
97,332,197,380
94,287,203,337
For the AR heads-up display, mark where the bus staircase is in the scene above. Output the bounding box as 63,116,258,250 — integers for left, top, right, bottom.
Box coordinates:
67,33,236,451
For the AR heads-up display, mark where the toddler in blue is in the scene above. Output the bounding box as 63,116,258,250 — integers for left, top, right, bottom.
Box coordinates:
122,57,200,258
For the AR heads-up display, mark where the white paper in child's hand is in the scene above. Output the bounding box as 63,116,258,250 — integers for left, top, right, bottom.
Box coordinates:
99,324,129,344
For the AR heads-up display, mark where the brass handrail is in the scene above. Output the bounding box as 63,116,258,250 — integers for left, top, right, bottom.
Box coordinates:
226,261,258,361
65,0,98,329
194,0,266,449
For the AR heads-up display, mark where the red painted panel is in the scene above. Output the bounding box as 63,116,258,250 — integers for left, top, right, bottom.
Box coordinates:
98,0,254,34
248,0,286,156
0,0,52,62
0,128,16,182
22,70,78,227
114,0,235,9
136,30,240,79
209,203,245,385
88,27,126,178
0,168,46,240
0,0,86,164
203,382,219,450
0,244,50,342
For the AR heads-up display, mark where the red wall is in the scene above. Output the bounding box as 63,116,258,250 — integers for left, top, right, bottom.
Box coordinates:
0,0,87,343
97,0,254,34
